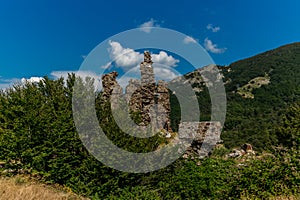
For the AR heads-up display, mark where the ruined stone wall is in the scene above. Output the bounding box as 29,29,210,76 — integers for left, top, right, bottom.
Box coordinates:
179,121,222,158
139,52,156,126
100,52,222,159
101,71,122,107
125,79,141,112
126,80,171,131
100,52,171,132
155,80,171,131
124,52,171,131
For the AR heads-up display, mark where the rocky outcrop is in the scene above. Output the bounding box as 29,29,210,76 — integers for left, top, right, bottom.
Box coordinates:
226,143,255,158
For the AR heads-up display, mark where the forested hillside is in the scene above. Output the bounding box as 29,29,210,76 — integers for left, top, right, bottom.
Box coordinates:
178,42,300,151
222,42,300,150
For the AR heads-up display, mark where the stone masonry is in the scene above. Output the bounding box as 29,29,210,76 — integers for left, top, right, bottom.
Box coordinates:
126,51,171,131
101,52,222,159
178,121,222,158
101,71,122,107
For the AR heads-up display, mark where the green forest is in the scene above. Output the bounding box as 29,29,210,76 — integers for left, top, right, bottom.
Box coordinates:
0,43,299,199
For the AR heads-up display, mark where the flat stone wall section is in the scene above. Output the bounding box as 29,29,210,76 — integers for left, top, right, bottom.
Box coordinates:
179,121,222,158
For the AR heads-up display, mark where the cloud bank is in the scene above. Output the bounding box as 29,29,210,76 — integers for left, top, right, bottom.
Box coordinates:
107,40,179,70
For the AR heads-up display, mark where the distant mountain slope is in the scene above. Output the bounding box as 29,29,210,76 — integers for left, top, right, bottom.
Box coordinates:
223,42,300,150
174,42,300,151
225,42,300,95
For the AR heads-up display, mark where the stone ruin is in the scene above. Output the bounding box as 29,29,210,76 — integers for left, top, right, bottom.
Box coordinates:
101,51,171,132
101,51,222,159
178,121,222,159
128,52,172,131
101,71,123,108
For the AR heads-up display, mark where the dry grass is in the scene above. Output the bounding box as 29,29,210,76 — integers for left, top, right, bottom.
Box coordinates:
270,196,300,200
241,194,300,200
237,74,270,98
0,175,89,200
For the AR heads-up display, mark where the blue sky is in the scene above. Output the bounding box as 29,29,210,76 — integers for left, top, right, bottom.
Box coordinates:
0,0,299,88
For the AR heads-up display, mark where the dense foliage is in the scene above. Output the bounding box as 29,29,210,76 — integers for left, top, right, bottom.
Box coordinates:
0,42,299,199
221,43,300,150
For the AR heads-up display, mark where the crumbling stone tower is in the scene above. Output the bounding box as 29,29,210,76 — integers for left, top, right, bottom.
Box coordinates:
128,51,171,131
139,51,156,126
102,52,172,132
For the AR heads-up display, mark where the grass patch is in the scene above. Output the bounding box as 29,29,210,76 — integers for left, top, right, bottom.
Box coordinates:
0,175,88,200
237,74,270,98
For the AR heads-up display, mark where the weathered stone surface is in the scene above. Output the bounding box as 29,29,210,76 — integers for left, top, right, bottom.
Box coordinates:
126,79,142,112
143,51,153,64
126,51,171,131
155,80,171,131
140,51,155,85
101,71,122,107
226,143,256,158
179,121,222,158
101,52,223,160
100,51,171,132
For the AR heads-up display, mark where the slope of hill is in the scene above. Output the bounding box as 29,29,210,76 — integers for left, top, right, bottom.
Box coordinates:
179,42,300,150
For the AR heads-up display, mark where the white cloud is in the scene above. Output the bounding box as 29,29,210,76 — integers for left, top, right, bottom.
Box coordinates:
138,18,160,33
152,51,179,67
0,76,44,90
21,77,43,84
153,66,180,81
108,40,143,69
107,41,179,70
51,70,99,81
183,36,197,44
207,24,220,33
204,38,227,54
